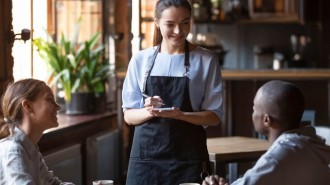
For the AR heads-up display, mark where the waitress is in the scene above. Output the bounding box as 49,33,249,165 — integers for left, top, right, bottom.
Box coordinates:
122,0,223,184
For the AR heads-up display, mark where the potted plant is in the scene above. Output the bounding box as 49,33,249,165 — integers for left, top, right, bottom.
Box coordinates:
33,28,111,114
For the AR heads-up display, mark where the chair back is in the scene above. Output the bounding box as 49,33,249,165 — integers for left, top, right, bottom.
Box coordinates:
314,126,330,146
301,109,316,127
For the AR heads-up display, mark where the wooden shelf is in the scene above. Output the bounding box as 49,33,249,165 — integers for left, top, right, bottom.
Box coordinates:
141,17,153,22
221,69,330,80
40,111,118,153
117,69,330,81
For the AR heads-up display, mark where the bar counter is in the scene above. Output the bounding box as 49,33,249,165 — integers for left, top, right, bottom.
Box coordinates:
40,111,118,152
38,111,122,184
43,111,117,134
116,69,330,80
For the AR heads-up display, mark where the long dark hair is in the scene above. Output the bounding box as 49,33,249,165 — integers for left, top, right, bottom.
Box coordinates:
153,0,192,46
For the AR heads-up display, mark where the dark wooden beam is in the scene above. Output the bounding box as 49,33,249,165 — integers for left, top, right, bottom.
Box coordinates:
0,0,14,95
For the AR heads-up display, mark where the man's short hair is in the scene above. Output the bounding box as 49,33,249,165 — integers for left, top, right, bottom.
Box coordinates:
261,80,305,129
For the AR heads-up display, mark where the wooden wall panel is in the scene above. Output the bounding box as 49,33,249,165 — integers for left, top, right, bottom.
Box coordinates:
230,80,329,137
0,0,14,95
115,0,131,70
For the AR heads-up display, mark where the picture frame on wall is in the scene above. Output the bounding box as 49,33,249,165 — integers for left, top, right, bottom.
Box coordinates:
248,0,300,20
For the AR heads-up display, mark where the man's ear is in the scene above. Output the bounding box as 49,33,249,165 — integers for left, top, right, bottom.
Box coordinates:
264,114,272,127
21,100,33,113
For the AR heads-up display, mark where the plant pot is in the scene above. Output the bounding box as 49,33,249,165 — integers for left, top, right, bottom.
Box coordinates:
93,92,107,113
65,92,95,115
65,92,107,115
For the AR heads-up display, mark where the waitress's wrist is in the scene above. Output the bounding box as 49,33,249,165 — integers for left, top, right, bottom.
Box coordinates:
144,107,155,118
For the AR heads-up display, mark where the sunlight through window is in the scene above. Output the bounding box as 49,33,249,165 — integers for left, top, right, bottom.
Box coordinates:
12,0,48,82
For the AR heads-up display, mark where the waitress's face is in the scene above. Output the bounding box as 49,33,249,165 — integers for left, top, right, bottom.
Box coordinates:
155,6,191,47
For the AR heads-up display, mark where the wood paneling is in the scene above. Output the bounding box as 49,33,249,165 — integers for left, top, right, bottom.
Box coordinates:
39,112,122,185
0,0,14,95
321,0,330,68
115,0,131,70
229,80,329,136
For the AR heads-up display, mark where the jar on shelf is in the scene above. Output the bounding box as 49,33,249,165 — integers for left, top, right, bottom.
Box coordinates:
192,0,211,21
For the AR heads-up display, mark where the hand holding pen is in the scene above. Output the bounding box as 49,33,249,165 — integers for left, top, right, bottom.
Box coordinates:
142,93,165,108
202,175,228,185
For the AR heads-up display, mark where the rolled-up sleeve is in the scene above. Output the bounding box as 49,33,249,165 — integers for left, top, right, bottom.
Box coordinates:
201,56,223,121
122,56,144,111
189,51,223,122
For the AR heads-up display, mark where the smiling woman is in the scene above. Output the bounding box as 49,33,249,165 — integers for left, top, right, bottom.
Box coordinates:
0,78,74,184
122,0,223,184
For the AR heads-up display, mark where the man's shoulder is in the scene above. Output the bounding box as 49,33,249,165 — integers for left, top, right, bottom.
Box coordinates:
265,131,325,161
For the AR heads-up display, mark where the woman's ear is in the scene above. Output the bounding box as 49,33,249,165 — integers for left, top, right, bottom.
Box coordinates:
21,100,33,114
154,18,159,28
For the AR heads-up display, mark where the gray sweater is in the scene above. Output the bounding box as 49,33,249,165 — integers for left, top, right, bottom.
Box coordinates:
232,126,330,185
0,127,74,185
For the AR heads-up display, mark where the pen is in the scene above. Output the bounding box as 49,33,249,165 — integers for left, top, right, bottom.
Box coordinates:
141,93,165,105
141,93,150,98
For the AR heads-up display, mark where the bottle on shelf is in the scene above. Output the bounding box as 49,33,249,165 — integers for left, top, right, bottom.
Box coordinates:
192,0,212,21
290,34,307,68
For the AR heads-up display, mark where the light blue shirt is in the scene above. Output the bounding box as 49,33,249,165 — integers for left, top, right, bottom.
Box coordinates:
122,46,223,121
0,127,74,185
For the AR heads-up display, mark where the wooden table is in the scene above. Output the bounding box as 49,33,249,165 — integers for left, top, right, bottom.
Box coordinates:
207,136,271,182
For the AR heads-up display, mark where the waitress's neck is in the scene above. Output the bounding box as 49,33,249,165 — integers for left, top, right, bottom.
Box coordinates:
160,41,185,54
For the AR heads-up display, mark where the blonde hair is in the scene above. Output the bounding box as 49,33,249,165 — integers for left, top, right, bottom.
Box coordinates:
0,78,46,139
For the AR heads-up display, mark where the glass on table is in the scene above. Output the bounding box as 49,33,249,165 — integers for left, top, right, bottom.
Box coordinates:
92,180,113,185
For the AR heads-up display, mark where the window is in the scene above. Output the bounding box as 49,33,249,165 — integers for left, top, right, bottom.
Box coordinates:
54,0,103,44
12,0,114,82
131,0,155,52
12,0,48,81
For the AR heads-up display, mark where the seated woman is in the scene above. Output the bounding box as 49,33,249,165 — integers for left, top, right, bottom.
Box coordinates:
0,78,74,185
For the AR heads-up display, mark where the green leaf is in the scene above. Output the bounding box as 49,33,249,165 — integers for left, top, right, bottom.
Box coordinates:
32,19,111,104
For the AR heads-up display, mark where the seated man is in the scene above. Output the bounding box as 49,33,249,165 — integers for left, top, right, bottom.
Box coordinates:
203,80,330,185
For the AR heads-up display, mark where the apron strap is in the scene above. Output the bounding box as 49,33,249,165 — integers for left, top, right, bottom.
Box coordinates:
142,40,190,93
142,45,160,93
184,40,190,77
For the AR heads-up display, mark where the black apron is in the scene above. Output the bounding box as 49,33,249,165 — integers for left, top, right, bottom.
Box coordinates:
126,41,211,185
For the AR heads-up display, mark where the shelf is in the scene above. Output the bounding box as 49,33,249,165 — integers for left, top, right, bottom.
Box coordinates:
141,17,154,22
193,18,302,25
193,19,235,25
117,69,330,81
221,69,330,80
238,18,302,24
